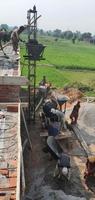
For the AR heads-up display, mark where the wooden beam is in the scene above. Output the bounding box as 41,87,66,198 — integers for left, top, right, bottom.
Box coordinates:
21,153,26,198
40,130,72,140
71,124,91,157
16,103,21,200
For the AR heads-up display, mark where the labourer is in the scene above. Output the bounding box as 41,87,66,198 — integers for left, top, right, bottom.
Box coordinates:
51,108,67,130
47,106,67,137
47,115,60,137
53,152,71,180
43,94,58,118
39,76,47,86
84,156,95,182
70,101,80,124
11,26,25,54
39,76,51,98
41,94,58,129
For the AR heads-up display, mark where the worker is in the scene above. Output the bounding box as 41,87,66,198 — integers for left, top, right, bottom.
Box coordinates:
47,114,60,137
70,101,80,124
39,76,47,86
41,95,58,129
47,108,65,137
11,26,25,54
43,95,58,118
84,156,95,182
53,152,71,180
51,108,67,130
0,29,10,57
39,76,51,98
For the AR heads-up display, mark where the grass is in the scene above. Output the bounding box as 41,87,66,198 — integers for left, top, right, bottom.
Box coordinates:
38,36,95,69
20,35,95,95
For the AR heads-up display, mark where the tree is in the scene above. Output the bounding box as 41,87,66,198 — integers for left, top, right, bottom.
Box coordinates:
39,29,44,35
53,29,62,38
46,30,53,36
81,32,92,41
0,24,9,31
63,31,73,40
75,31,81,41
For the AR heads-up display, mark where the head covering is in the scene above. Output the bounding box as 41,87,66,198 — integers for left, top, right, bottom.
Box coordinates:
18,26,25,34
77,100,80,105
51,108,56,114
19,26,25,30
62,167,68,176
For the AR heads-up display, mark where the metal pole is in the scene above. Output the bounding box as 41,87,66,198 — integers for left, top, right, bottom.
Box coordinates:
33,5,37,121
27,10,31,120
26,6,42,122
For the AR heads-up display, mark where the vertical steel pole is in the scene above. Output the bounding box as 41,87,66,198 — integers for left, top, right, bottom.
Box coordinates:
33,5,37,121
27,6,38,122
27,10,31,120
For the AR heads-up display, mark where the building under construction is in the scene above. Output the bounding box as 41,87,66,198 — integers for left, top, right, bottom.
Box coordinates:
0,44,28,200
0,6,45,200
0,6,95,200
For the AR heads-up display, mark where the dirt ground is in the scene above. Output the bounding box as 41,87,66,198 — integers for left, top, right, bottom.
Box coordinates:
22,101,95,200
21,88,95,200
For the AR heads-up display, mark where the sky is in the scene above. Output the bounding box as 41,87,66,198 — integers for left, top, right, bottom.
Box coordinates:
1,0,95,34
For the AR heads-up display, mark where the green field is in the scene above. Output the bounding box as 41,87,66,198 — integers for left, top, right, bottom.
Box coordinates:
20,36,95,95
38,36,95,69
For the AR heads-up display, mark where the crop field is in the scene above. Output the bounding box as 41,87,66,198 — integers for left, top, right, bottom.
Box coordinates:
20,35,95,95
38,36,95,69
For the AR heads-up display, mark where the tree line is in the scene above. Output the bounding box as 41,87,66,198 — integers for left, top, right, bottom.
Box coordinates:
39,29,95,44
1,24,95,44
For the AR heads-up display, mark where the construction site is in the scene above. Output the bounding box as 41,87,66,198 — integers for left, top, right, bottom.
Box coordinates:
0,5,95,200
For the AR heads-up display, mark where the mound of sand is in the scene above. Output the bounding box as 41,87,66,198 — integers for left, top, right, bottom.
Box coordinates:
54,88,83,103
63,88,84,103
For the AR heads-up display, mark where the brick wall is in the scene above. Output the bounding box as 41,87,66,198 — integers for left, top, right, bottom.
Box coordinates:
0,85,20,102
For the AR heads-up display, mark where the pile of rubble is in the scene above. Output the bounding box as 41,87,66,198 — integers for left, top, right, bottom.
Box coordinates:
55,88,84,103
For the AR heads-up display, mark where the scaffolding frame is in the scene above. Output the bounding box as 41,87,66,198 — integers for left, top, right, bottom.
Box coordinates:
26,6,45,122
27,6,37,121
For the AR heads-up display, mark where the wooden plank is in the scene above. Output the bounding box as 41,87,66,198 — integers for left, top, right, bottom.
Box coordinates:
55,131,72,140
16,103,21,200
40,130,72,140
71,125,91,156
40,131,48,137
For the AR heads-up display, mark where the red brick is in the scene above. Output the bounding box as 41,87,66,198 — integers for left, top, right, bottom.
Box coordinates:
7,105,18,112
8,171,17,178
9,178,16,188
10,193,16,200
0,169,8,176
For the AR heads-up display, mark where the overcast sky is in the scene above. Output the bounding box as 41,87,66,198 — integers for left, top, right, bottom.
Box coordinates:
1,0,95,34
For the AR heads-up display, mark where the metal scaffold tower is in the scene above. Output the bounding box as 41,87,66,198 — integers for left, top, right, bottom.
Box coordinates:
26,5,45,121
